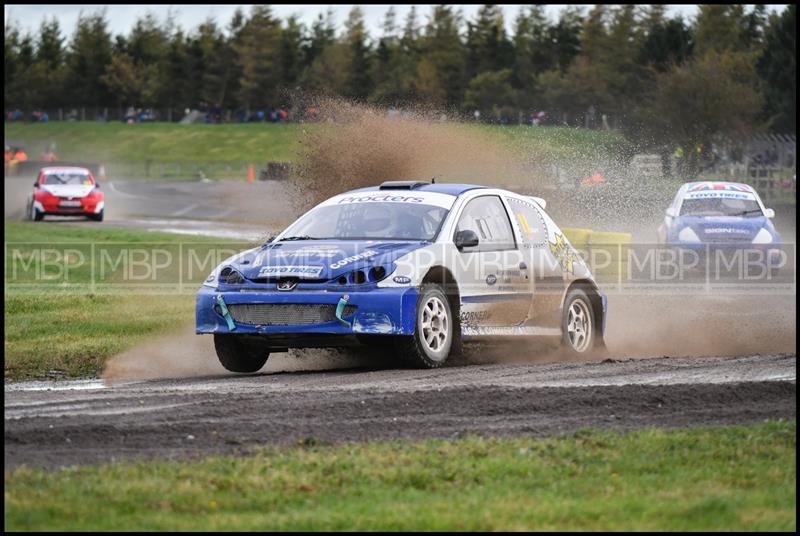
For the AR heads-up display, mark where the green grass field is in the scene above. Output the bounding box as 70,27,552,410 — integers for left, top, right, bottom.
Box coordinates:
4,121,630,180
4,222,250,380
4,421,795,531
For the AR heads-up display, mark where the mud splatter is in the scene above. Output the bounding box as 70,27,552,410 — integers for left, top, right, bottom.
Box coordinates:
101,325,375,382
289,96,532,211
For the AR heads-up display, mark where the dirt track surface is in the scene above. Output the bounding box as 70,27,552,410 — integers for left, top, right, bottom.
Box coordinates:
5,354,795,469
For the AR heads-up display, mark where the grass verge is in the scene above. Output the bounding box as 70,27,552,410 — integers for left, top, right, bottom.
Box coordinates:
4,122,630,180
4,221,249,380
4,421,795,531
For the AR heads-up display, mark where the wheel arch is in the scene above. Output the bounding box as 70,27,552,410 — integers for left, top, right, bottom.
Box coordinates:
421,265,461,315
563,278,606,345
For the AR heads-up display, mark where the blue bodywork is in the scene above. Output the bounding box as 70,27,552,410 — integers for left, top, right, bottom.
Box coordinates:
666,214,781,247
196,285,418,336
196,239,427,340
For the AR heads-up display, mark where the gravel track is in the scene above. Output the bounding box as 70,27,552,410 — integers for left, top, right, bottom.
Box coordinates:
5,353,795,469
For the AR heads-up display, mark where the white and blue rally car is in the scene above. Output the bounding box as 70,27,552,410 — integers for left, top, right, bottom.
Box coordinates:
657,181,782,267
197,181,607,372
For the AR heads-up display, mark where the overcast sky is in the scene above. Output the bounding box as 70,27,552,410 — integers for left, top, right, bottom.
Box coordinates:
5,4,789,39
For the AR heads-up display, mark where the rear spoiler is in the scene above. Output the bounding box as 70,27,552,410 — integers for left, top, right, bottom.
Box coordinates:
527,196,547,210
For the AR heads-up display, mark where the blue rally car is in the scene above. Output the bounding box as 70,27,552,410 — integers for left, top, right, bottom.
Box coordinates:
657,181,782,270
197,181,607,372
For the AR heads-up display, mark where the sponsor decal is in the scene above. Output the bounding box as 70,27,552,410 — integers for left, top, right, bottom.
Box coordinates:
329,249,379,269
338,195,424,204
274,247,340,259
392,275,412,284
705,228,750,234
686,191,754,200
257,265,324,277
323,191,456,209
460,310,492,323
548,233,580,274
486,274,497,286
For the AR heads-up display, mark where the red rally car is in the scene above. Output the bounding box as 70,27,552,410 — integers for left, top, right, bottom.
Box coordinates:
28,166,105,221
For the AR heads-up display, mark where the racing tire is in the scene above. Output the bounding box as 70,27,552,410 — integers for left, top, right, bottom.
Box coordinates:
29,201,44,221
561,288,597,355
213,334,270,373
88,209,104,222
394,283,454,368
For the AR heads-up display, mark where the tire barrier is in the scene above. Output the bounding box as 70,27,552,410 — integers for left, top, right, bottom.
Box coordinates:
561,227,633,283
588,230,632,282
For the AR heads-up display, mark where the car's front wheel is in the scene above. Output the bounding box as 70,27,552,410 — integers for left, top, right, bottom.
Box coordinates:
88,209,104,222
29,200,44,221
395,283,454,368
561,288,596,355
213,334,269,373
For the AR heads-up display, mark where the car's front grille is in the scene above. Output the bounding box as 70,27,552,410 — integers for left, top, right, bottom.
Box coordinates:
225,303,357,326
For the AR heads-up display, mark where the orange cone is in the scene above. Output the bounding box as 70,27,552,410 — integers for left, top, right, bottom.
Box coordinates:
247,164,255,183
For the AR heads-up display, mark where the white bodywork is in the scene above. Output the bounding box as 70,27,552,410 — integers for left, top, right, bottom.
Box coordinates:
366,188,594,339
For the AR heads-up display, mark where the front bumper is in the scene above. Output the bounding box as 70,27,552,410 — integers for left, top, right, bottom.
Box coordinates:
665,241,783,263
35,198,104,215
196,285,418,337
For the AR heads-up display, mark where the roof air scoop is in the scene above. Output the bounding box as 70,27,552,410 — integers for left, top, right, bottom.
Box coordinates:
378,181,428,190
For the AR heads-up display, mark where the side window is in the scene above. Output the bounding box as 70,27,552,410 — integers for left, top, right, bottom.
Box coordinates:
455,195,516,252
505,197,548,246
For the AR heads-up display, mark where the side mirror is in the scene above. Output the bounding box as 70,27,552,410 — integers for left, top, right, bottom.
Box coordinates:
764,208,775,219
665,207,677,218
94,183,100,189
33,181,40,188
454,230,479,250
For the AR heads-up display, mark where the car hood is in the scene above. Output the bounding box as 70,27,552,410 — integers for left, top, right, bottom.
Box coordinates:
231,240,429,280
675,215,773,242
40,184,95,198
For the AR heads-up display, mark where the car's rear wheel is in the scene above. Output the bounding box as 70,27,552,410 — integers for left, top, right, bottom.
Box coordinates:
88,209,104,222
561,288,596,354
213,334,269,373
394,283,454,368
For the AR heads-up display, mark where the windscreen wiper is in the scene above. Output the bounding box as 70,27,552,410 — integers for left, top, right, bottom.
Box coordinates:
279,235,319,241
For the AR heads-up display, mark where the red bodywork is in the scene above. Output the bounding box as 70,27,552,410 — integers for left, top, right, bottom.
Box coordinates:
33,167,105,216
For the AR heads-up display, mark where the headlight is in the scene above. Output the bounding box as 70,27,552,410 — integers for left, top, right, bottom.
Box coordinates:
752,228,773,244
678,227,701,243
203,265,245,287
219,266,245,285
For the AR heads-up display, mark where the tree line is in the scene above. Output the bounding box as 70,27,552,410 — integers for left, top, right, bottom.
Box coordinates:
4,5,796,146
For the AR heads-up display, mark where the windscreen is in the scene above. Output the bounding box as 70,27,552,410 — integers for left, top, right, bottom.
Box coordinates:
681,197,764,218
281,202,449,241
42,172,93,185
680,197,762,217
